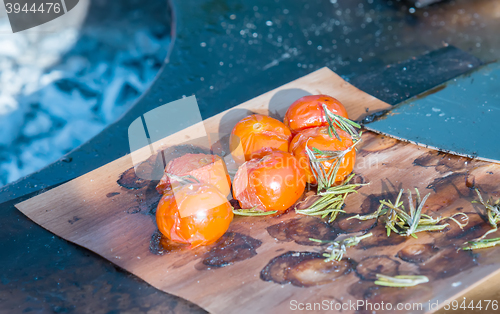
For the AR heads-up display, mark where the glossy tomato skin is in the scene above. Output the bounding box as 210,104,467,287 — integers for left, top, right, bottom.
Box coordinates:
284,95,349,135
232,151,306,212
229,114,292,164
156,153,231,196
156,183,233,248
289,126,355,184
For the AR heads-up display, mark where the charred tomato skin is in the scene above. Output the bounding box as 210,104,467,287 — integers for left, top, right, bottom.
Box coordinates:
284,95,349,135
289,126,355,184
232,151,306,212
229,114,292,164
156,183,233,248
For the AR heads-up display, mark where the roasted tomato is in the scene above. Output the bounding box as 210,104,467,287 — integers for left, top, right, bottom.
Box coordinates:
232,151,306,212
289,126,355,184
156,153,231,196
284,95,349,135
156,183,233,248
229,114,292,164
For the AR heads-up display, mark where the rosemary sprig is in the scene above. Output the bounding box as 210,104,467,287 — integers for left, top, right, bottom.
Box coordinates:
461,189,500,248
462,237,500,251
305,140,362,192
347,203,388,221
374,274,429,287
471,189,500,241
310,233,373,262
232,206,278,216
380,189,406,236
322,104,361,141
296,173,368,222
295,194,346,223
298,110,364,221
349,189,469,238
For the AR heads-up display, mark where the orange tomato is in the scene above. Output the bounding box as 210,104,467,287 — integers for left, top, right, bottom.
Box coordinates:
156,183,233,248
289,126,355,184
232,151,306,212
156,153,231,196
229,114,292,164
284,95,349,135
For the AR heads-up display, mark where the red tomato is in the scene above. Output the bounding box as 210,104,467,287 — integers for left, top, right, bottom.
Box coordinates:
284,95,349,135
156,183,233,248
229,114,292,164
232,151,306,212
156,153,231,196
289,126,355,184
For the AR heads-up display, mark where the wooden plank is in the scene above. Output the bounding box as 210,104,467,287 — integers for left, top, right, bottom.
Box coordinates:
15,67,500,313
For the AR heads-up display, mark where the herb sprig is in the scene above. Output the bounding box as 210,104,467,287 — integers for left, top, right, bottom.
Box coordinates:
471,189,500,240
295,104,364,222
462,237,500,251
310,233,373,262
323,104,361,141
296,173,368,222
460,190,500,249
349,189,468,238
305,141,362,192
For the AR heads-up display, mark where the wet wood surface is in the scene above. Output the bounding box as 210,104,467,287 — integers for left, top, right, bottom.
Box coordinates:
15,68,500,313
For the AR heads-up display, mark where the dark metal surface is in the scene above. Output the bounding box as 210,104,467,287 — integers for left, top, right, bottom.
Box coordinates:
365,62,500,162
351,45,481,109
0,0,498,312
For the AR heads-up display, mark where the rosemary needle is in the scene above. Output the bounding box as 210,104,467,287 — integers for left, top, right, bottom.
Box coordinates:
462,237,500,251
374,274,429,287
232,206,278,216
348,203,388,221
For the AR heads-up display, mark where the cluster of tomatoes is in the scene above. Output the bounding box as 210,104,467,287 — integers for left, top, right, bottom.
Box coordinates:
155,95,358,248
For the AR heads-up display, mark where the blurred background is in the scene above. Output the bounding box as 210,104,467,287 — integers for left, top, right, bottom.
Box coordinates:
1,0,500,187
0,0,170,186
